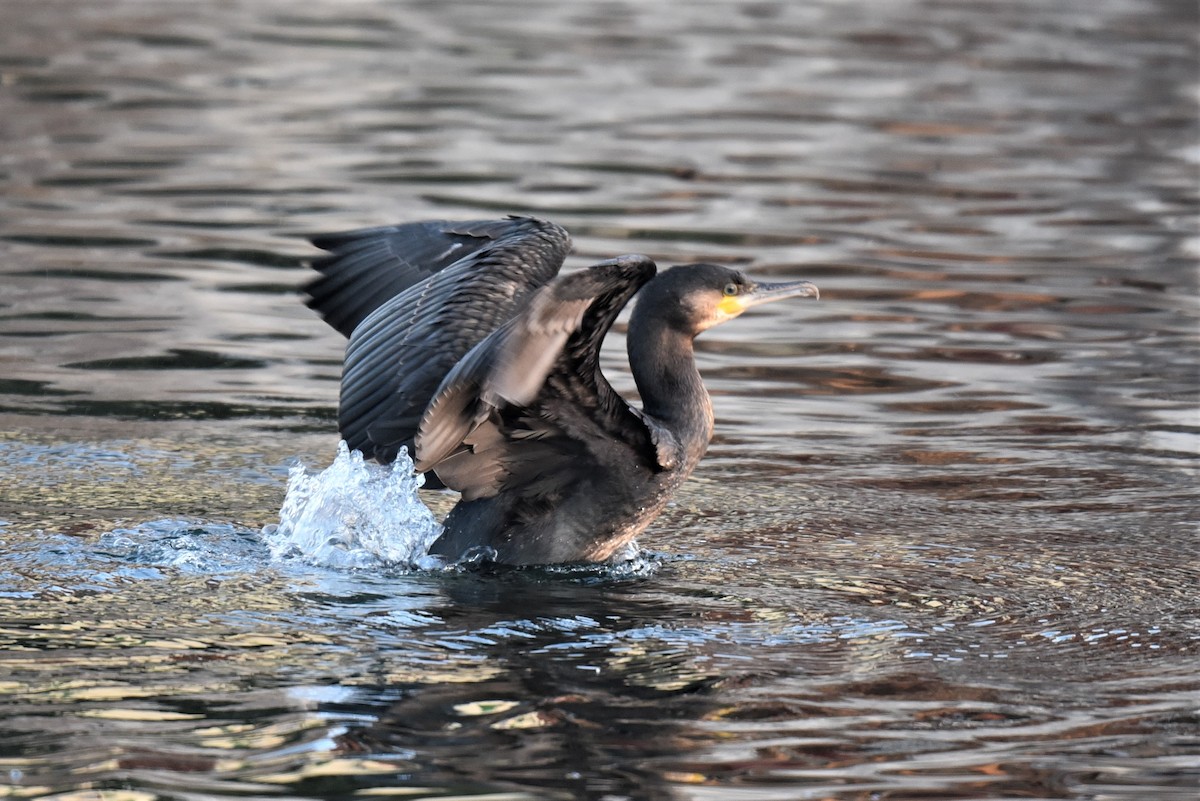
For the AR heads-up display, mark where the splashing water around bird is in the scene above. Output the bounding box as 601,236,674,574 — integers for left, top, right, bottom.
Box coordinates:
262,442,443,570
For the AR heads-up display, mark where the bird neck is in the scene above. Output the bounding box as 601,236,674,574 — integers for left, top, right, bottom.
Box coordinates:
626,312,715,452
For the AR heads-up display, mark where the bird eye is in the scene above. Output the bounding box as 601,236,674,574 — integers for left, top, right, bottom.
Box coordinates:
723,282,739,296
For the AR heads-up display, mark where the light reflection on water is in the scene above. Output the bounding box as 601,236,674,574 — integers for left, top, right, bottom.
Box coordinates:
1,0,1197,798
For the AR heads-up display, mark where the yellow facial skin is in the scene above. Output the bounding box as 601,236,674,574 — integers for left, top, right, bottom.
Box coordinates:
716,294,748,318
696,293,749,332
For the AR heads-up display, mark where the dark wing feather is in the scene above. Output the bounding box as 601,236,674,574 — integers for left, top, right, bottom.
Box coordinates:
305,216,553,338
306,217,571,466
414,255,660,501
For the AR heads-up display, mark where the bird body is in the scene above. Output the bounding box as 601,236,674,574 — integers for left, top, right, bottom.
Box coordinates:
305,216,817,566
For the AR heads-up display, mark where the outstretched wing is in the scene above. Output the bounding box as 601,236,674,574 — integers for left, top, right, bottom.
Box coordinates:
305,217,551,338
304,216,571,465
413,255,663,501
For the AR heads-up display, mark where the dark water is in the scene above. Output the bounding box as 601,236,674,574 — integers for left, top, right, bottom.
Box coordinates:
1,0,1198,798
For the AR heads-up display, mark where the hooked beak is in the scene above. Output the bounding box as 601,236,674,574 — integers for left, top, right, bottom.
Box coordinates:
743,279,820,307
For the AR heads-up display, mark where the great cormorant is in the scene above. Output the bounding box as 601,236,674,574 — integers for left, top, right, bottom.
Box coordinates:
304,216,818,565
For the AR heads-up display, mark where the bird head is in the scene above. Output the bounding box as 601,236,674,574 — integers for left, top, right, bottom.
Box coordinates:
644,263,819,335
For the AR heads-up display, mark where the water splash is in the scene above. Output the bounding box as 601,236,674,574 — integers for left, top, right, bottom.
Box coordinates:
98,520,266,575
262,442,442,570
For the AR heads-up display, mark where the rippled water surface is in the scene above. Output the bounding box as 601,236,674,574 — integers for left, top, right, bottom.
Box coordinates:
1,0,1197,798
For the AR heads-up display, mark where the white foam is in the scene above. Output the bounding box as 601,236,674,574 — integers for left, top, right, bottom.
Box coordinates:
262,442,442,570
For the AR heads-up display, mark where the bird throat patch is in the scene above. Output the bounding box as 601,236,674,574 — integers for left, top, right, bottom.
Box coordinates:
716,295,747,318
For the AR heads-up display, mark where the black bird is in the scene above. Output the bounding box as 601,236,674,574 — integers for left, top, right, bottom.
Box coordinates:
304,216,818,565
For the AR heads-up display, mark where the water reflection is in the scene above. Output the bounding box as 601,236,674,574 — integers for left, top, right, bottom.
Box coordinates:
330,580,721,799
1,503,1198,798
